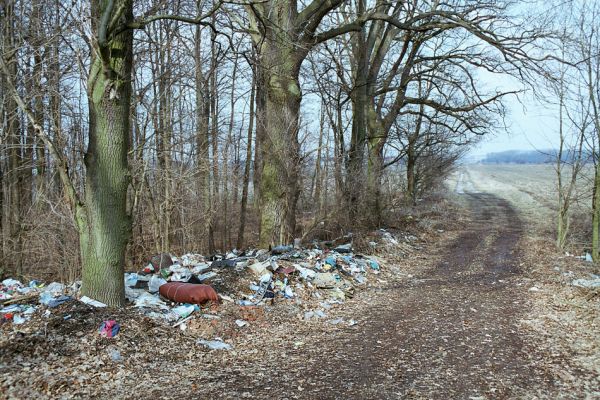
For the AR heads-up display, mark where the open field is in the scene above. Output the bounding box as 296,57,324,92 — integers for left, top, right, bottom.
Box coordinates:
448,163,594,250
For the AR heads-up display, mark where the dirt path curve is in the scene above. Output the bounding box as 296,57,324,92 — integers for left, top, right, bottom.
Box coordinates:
189,191,559,399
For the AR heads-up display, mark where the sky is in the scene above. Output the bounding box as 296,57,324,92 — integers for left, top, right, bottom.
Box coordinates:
470,92,560,159
469,62,562,160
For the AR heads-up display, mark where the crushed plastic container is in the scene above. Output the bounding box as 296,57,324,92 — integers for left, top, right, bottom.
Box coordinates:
99,320,120,338
124,273,138,287
134,292,167,309
271,245,293,255
313,273,342,289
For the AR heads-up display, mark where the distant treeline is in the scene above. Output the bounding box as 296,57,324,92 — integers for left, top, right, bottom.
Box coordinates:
481,150,591,164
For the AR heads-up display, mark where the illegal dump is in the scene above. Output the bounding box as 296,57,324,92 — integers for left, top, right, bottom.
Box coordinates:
1,232,397,328
0,228,419,396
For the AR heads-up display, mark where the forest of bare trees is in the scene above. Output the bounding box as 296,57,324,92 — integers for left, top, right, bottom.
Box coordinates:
0,0,558,305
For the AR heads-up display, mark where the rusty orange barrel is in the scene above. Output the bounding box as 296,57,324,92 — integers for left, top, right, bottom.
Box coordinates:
159,282,219,304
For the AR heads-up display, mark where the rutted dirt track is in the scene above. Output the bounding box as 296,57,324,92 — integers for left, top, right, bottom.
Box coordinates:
193,192,557,399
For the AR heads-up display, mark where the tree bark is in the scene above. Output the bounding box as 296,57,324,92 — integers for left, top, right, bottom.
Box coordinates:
246,0,347,247
346,0,368,219
253,62,266,217
366,105,387,225
79,0,134,306
257,44,303,246
406,142,417,206
406,102,424,207
1,0,24,275
312,102,325,217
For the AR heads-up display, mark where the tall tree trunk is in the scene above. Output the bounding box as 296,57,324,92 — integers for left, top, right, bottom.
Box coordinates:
253,62,266,214
246,0,348,246
257,45,303,246
157,25,173,252
592,162,600,260
31,19,46,198
406,142,417,206
346,0,368,219
406,104,424,207
556,61,568,249
237,70,256,249
79,0,134,306
48,5,62,197
194,22,214,254
585,25,600,260
334,93,345,203
209,24,219,252
366,109,386,226
222,52,238,249
1,0,23,275
312,102,325,217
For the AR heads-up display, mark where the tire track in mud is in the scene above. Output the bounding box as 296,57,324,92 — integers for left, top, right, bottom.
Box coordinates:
305,192,554,399
194,192,557,399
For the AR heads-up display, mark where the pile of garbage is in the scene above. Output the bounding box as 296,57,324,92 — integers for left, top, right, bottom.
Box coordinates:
2,230,403,329
0,279,80,324
124,239,384,320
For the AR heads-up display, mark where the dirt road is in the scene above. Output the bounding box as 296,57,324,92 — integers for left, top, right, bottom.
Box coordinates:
188,192,557,399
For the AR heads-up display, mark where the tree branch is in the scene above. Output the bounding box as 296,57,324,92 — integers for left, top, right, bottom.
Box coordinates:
404,90,520,113
121,1,224,32
98,0,115,48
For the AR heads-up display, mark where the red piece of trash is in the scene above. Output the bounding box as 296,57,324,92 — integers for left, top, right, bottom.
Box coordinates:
99,320,120,338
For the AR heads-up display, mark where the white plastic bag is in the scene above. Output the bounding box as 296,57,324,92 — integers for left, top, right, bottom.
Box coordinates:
148,275,167,293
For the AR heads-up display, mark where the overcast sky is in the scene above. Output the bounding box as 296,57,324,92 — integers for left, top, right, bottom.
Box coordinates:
471,91,560,158
469,46,562,159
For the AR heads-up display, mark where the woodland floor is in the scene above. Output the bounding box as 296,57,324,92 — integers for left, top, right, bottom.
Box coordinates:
1,167,599,399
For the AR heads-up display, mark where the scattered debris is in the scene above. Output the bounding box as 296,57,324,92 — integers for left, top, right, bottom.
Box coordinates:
235,319,248,327
99,320,120,338
80,296,107,308
108,348,123,363
572,277,600,289
197,339,232,350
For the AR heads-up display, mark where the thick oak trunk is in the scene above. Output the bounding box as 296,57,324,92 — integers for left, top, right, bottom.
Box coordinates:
79,0,134,307
257,43,303,247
